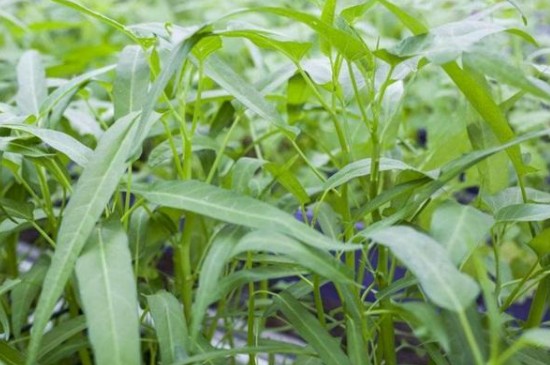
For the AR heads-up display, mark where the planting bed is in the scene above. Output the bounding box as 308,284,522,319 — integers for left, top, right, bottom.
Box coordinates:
0,1,550,365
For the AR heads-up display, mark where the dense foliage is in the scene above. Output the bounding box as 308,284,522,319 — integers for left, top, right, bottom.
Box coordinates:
0,0,549,364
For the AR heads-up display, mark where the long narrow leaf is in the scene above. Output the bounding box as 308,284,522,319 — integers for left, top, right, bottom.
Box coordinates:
76,222,140,365
147,291,189,365
25,112,139,365
130,180,359,251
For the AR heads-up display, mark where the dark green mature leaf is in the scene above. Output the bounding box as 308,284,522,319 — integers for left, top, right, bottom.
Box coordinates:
113,45,150,119
148,291,190,364
26,112,139,365
131,180,359,251
0,341,25,365
275,292,352,365
431,201,494,265
16,50,47,116
368,226,480,311
496,203,550,222
76,222,140,365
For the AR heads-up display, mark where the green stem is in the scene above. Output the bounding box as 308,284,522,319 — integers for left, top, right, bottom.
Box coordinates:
525,275,550,328
457,310,485,365
246,252,257,365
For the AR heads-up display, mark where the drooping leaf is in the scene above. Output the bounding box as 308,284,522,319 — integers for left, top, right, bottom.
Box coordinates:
323,157,436,191
367,226,480,311
0,123,92,166
233,230,354,284
130,180,359,251
75,222,140,365
148,291,189,364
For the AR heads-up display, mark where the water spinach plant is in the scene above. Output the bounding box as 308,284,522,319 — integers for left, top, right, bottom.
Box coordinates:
0,0,549,364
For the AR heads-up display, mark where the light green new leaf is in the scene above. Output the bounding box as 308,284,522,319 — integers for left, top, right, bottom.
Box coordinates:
255,7,372,64
431,201,494,265
217,29,311,62
276,292,352,365
0,124,92,166
75,222,140,365
130,180,359,251
135,30,207,142
519,328,550,349
496,203,550,222
113,45,150,120
26,112,139,365
148,291,189,364
367,226,480,311
16,50,47,116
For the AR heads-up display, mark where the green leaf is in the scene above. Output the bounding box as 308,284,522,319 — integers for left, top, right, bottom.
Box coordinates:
38,316,87,361
130,179,358,251
11,256,50,338
26,112,139,365
147,291,190,364
135,30,207,142
520,328,550,349
255,7,372,64
463,51,550,101
367,226,480,311
528,227,550,262
233,230,354,284
203,54,298,137
75,222,140,365
275,292,352,365
496,203,550,222
0,124,92,166
323,157,435,191
379,0,528,178
40,65,116,122
16,50,47,116
113,45,150,120
191,227,241,339
431,201,494,265
40,65,115,123
0,341,25,365
217,29,310,62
